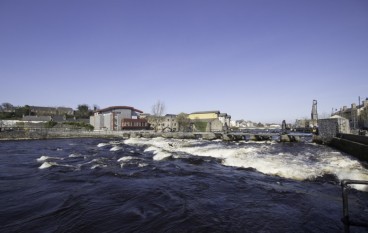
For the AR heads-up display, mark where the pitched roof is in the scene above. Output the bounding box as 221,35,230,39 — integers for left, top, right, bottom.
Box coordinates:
96,106,143,113
190,111,220,114
22,116,52,121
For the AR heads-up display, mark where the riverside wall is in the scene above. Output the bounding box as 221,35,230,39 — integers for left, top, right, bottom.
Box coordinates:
329,133,368,162
317,118,368,162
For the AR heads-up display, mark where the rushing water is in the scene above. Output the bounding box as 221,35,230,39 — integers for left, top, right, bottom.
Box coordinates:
1,137,368,233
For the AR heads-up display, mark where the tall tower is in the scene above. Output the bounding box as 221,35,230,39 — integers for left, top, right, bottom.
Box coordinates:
311,100,318,127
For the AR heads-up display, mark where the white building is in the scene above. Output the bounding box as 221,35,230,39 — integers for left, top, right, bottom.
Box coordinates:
90,106,146,131
218,113,231,128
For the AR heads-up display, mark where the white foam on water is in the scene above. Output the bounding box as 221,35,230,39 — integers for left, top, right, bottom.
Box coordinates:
68,153,83,158
36,155,62,162
37,155,50,162
117,156,137,162
124,137,368,191
144,146,172,161
39,161,57,169
97,143,109,147
39,161,77,170
91,164,107,169
138,163,149,167
110,146,122,151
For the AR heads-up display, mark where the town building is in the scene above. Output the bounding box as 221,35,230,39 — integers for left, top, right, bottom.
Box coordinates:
90,106,148,131
30,106,74,116
218,113,231,127
333,98,368,129
188,111,230,132
140,114,178,132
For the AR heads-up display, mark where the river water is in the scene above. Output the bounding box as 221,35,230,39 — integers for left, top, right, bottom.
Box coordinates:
1,137,367,233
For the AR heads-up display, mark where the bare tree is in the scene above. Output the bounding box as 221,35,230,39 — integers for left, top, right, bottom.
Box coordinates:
1,102,14,111
151,100,165,132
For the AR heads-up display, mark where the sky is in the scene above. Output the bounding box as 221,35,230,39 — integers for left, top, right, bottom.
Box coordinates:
1,0,367,123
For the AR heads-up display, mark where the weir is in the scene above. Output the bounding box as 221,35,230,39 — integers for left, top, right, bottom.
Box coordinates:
0,128,307,143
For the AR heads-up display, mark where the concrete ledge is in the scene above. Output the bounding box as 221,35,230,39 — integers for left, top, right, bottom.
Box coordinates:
337,133,368,146
330,137,368,162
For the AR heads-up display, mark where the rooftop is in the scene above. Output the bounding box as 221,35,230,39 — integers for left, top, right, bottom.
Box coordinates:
96,106,143,114
190,111,220,114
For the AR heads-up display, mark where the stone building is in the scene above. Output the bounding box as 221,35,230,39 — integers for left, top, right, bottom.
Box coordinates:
318,116,350,143
141,114,178,132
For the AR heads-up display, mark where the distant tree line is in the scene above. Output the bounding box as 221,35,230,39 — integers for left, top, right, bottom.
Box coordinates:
0,103,32,119
0,102,99,120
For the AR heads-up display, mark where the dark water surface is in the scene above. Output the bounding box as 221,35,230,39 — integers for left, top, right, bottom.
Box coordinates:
1,138,367,233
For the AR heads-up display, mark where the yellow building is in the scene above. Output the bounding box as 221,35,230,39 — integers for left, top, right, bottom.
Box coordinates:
188,111,220,120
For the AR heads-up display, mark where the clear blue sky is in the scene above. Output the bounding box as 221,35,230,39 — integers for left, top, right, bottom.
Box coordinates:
1,0,367,123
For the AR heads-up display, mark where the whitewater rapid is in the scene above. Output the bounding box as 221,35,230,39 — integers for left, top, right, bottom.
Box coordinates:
124,137,368,190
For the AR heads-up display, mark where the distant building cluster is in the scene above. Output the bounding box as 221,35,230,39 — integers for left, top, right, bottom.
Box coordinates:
332,98,368,130
22,106,74,122
0,105,85,130
1,102,288,132
89,108,233,132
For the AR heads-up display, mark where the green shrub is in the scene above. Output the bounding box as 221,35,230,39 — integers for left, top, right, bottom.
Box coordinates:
45,121,57,128
194,122,207,132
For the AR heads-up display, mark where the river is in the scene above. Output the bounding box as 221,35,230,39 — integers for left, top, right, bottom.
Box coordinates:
1,137,367,232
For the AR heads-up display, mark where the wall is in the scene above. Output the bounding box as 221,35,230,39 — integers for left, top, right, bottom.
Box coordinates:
90,115,104,130
103,113,112,130
337,133,368,145
317,117,350,143
330,136,368,162
210,119,224,132
111,109,132,119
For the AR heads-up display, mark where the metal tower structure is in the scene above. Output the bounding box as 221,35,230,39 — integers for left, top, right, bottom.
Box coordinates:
311,100,318,120
311,100,318,127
